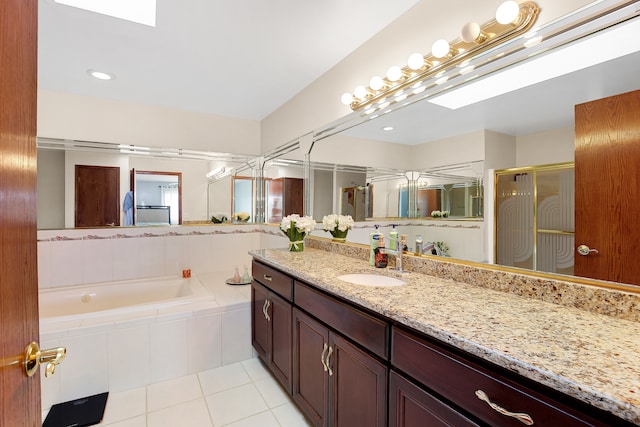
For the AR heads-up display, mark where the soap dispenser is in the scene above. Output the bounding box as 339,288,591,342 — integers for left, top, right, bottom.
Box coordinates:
374,236,388,268
369,225,382,266
389,224,398,251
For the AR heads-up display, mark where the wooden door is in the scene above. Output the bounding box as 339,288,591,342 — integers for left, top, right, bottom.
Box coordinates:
575,89,640,284
0,0,41,424
75,165,120,227
293,308,329,427
330,333,387,427
268,292,293,394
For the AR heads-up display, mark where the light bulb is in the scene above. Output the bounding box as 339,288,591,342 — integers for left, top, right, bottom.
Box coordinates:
341,92,354,105
431,39,451,58
408,53,424,70
370,76,384,90
496,1,520,25
461,22,481,43
354,85,368,99
386,66,402,82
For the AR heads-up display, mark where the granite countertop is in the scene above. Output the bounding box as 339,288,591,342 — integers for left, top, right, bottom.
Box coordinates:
251,247,640,425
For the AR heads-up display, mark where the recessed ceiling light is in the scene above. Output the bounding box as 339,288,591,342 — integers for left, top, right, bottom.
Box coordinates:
87,69,115,80
383,126,394,131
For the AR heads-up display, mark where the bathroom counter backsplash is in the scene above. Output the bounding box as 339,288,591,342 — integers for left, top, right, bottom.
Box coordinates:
306,237,640,323
250,246,640,425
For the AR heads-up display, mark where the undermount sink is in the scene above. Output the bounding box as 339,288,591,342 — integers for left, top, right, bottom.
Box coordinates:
337,273,405,287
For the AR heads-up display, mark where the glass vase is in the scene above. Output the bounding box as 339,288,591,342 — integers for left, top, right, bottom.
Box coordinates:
331,229,348,242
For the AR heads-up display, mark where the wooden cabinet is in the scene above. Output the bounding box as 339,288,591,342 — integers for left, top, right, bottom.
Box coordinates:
389,370,480,427
251,258,634,427
391,326,631,427
293,308,387,427
251,261,293,393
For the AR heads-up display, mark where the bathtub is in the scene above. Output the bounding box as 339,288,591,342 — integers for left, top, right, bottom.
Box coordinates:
39,276,213,321
39,272,254,410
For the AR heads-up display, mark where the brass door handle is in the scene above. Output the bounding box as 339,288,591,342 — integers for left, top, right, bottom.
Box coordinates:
24,342,66,378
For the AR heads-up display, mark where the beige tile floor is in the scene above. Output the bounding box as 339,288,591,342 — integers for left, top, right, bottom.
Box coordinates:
45,358,313,427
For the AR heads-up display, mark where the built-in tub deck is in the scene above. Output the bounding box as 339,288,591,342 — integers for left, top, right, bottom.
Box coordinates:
39,271,253,410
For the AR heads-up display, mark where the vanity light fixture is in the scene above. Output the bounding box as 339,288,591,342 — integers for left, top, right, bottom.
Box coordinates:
340,1,539,111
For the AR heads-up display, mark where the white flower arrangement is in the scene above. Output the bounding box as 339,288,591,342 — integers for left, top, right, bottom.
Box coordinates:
431,210,449,218
322,214,354,241
232,212,250,222
322,214,354,233
280,214,316,251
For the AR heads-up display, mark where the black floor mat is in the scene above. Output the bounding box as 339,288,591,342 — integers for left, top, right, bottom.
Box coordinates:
43,392,109,427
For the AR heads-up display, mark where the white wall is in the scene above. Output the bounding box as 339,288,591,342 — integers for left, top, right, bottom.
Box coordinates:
38,90,261,155
516,126,575,166
37,149,65,229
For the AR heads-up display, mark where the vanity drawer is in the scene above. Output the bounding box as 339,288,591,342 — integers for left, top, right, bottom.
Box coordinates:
294,281,389,359
252,260,293,301
391,327,613,427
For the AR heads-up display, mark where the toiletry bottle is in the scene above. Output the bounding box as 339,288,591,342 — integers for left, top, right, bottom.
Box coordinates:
400,234,408,253
233,267,241,283
374,236,388,268
415,234,423,255
389,225,398,251
369,225,382,266
242,266,251,283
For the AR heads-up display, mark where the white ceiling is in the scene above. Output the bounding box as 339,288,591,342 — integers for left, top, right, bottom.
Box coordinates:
38,0,640,147
38,0,420,121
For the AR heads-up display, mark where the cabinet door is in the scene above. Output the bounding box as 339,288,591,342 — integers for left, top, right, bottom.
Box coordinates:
251,281,269,360
269,291,293,394
390,370,480,427
293,308,329,427
330,333,387,427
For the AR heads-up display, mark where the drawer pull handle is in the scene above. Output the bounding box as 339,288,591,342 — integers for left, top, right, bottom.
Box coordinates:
326,345,334,376
321,343,328,372
264,299,271,321
475,390,534,426
263,274,273,282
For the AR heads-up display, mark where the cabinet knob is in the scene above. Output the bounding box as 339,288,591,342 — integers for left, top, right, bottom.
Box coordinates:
475,390,533,425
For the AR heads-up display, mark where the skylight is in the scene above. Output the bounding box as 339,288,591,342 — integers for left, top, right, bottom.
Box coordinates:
54,0,157,27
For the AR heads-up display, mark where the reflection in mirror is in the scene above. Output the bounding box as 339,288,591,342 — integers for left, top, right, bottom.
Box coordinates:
496,163,575,276
305,2,640,288
133,171,182,226
37,138,253,229
232,176,253,222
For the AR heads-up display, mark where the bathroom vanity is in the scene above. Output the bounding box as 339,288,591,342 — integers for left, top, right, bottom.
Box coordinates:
251,246,640,426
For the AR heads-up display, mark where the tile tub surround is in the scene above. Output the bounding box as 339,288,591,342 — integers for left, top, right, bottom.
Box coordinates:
39,272,253,412
251,247,640,425
37,224,288,289
306,236,640,322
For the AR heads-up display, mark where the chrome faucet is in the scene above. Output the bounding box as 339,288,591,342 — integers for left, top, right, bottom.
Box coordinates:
387,235,406,272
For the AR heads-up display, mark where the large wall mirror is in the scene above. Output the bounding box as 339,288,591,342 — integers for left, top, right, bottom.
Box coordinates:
305,1,640,288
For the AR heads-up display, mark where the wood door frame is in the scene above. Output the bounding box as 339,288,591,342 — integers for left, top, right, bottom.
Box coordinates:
0,0,41,424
